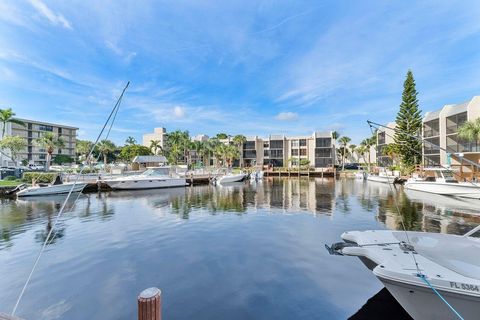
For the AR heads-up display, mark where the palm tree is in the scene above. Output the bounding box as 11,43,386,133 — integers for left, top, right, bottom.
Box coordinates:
349,144,356,162
206,138,222,166
165,130,190,165
458,118,480,151
97,139,116,167
338,136,351,171
76,140,93,164
0,108,25,137
125,136,137,145
356,145,368,165
232,134,247,167
225,144,240,168
383,143,400,166
149,139,162,155
36,132,65,171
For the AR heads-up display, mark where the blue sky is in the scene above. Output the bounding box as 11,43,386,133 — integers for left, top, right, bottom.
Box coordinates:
1,0,480,145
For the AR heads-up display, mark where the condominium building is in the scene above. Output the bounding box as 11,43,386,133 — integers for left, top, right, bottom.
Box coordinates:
142,127,167,150
423,96,480,166
376,122,396,166
243,131,335,169
0,118,78,166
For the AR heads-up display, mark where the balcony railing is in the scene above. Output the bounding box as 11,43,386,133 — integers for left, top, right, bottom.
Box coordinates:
447,142,480,153
446,125,458,134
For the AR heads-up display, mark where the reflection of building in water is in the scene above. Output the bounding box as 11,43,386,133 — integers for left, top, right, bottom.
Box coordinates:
374,185,480,235
259,177,336,216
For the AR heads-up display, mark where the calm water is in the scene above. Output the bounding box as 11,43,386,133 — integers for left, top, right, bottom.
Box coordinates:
1,178,479,319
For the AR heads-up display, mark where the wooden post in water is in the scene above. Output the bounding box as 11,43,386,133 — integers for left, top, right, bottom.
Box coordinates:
138,287,161,320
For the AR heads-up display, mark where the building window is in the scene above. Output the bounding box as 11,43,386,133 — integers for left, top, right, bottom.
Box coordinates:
315,148,331,157
270,140,283,149
300,149,307,156
58,149,62,154
244,141,256,149
270,149,283,158
263,142,269,148
291,140,299,148
39,125,53,131
264,150,269,157
377,132,386,145
291,149,299,156
299,139,307,147
315,138,331,147
39,154,46,160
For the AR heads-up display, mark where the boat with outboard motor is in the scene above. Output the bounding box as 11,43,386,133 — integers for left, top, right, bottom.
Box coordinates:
327,227,480,320
404,168,480,199
216,173,247,184
16,175,88,197
366,169,399,184
100,167,187,190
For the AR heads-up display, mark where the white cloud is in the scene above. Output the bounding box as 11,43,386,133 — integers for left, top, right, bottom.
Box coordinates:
173,106,186,118
275,112,298,121
28,0,72,29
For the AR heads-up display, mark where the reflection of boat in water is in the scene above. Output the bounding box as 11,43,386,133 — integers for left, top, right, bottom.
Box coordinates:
101,167,187,190
104,187,186,200
350,288,412,319
405,168,480,199
16,192,85,203
328,228,480,320
404,189,480,215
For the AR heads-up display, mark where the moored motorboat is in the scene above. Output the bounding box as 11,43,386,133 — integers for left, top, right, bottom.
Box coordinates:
327,228,480,320
366,171,398,184
101,167,187,190
217,173,246,184
404,168,480,199
16,181,88,197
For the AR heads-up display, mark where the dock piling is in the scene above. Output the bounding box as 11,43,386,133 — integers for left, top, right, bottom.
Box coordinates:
138,287,161,320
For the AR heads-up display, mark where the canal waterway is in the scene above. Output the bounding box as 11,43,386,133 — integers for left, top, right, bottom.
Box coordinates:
1,178,479,319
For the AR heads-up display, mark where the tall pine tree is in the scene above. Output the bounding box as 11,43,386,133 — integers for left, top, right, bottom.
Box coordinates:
394,70,422,167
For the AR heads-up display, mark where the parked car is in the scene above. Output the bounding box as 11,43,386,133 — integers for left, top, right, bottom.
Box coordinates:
343,163,360,170
28,164,45,171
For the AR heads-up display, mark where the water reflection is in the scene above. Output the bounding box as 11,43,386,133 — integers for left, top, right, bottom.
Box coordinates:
0,178,479,320
2,178,480,250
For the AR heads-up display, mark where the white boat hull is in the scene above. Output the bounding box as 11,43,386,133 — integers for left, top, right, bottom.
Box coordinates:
103,178,187,190
380,276,480,320
16,182,88,197
332,230,480,320
404,181,480,199
218,173,246,184
366,175,395,183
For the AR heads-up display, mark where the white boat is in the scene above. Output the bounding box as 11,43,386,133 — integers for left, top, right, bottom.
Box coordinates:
101,167,187,190
327,228,480,320
16,181,88,197
366,171,398,184
217,173,246,184
405,168,480,199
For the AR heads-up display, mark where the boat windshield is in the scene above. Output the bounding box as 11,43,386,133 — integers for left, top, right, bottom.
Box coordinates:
441,170,456,181
142,168,170,176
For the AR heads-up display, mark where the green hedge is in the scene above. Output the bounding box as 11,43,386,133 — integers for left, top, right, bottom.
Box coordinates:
22,172,58,183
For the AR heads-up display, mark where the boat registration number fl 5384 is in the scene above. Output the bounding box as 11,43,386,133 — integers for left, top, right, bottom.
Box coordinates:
449,282,479,292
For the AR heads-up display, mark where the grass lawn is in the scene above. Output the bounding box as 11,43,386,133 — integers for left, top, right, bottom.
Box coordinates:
0,180,23,187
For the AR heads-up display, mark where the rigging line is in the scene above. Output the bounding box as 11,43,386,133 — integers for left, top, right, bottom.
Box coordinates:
368,120,467,318
11,81,130,316
371,121,480,189
417,274,465,320
367,123,421,275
